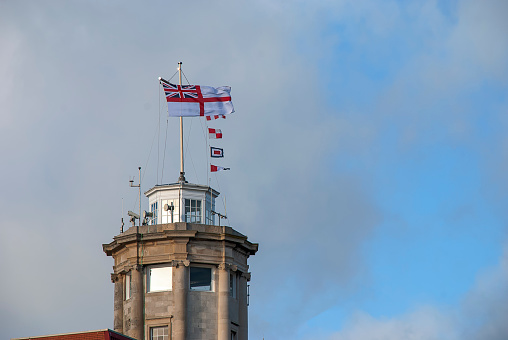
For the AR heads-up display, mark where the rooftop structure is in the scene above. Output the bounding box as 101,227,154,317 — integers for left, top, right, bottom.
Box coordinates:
103,182,258,340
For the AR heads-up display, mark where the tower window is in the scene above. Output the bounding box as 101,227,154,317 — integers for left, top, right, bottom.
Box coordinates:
161,199,177,223
205,194,215,225
125,272,131,300
150,202,158,225
190,267,212,291
147,266,172,292
185,199,201,223
229,271,237,298
150,326,168,340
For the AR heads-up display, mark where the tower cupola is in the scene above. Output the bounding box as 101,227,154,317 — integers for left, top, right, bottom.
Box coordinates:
144,183,219,226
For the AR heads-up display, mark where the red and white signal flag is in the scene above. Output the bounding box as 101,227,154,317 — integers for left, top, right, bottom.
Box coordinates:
208,128,222,139
210,147,224,158
211,165,230,172
159,78,234,118
206,114,226,121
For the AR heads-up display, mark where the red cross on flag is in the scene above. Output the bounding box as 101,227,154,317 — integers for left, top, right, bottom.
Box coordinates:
211,165,230,172
208,128,222,139
159,78,234,118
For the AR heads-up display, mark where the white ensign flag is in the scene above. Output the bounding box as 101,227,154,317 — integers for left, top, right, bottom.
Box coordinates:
160,78,234,118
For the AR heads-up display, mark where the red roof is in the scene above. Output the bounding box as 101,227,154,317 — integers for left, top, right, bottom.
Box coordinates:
12,329,137,340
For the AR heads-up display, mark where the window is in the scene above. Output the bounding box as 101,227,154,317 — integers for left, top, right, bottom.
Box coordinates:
230,331,237,340
190,267,212,291
205,194,215,225
150,326,168,340
161,199,178,224
147,266,172,292
185,199,201,223
150,202,158,225
125,272,131,300
229,271,236,298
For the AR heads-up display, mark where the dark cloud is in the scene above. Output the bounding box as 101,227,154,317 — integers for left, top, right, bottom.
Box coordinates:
0,1,381,339
1,0,507,339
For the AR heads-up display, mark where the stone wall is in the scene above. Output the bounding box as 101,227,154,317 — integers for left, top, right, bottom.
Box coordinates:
104,222,258,340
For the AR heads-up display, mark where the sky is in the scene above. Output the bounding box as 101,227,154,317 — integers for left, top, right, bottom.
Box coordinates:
1,1,507,339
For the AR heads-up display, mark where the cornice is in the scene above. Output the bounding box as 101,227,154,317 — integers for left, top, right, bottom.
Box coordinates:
103,224,258,256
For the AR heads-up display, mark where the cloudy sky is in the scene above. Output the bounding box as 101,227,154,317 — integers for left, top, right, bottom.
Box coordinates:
1,1,507,339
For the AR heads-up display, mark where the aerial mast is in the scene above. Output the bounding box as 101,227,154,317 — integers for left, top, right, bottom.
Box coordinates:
178,62,186,183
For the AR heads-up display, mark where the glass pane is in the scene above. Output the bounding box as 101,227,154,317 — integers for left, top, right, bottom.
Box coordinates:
125,273,131,300
190,267,212,291
151,326,168,340
229,272,236,297
148,266,172,292
185,199,190,222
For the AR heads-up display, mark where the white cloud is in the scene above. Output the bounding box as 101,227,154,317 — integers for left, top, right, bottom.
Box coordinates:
326,241,508,340
328,307,457,340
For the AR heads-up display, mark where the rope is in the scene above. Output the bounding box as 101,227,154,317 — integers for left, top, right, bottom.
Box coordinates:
213,174,231,226
181,69,229,224
183,118,201,184
198,115,209,186
157,80,161,184
185,69,208,186
167,70,178,83
161,117,169,182
131,110,159,213
159,71,177,184
158,68,232,226
182,69,191,85
141,116,159,185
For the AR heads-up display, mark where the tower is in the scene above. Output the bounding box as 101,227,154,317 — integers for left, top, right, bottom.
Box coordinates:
103,179,258,340
103,64,255,340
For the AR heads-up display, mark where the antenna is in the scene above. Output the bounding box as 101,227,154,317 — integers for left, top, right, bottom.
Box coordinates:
178,62,186,183
129,167,142,228
121,197,124,233
129,167,141,266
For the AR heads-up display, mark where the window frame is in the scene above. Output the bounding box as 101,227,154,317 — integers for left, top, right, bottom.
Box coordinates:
185,198,202,223
205,194,215,225
229,271,237,298
150,326,168,340
147,265,173,293
125,271,131,300
189,266,213,292
150,201,158,225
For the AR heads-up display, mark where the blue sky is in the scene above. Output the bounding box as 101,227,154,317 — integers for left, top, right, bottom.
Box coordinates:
1,1,507,339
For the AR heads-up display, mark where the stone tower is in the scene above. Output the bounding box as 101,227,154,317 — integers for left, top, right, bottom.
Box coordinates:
103,181,258,340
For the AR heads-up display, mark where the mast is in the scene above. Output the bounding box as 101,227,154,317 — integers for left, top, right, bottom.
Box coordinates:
178,62,186,183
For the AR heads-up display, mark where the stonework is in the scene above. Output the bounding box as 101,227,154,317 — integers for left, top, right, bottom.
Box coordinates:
103,222,258,340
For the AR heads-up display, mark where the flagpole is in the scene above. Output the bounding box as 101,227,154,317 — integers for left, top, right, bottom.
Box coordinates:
206,120,209,187
178,62,185,183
